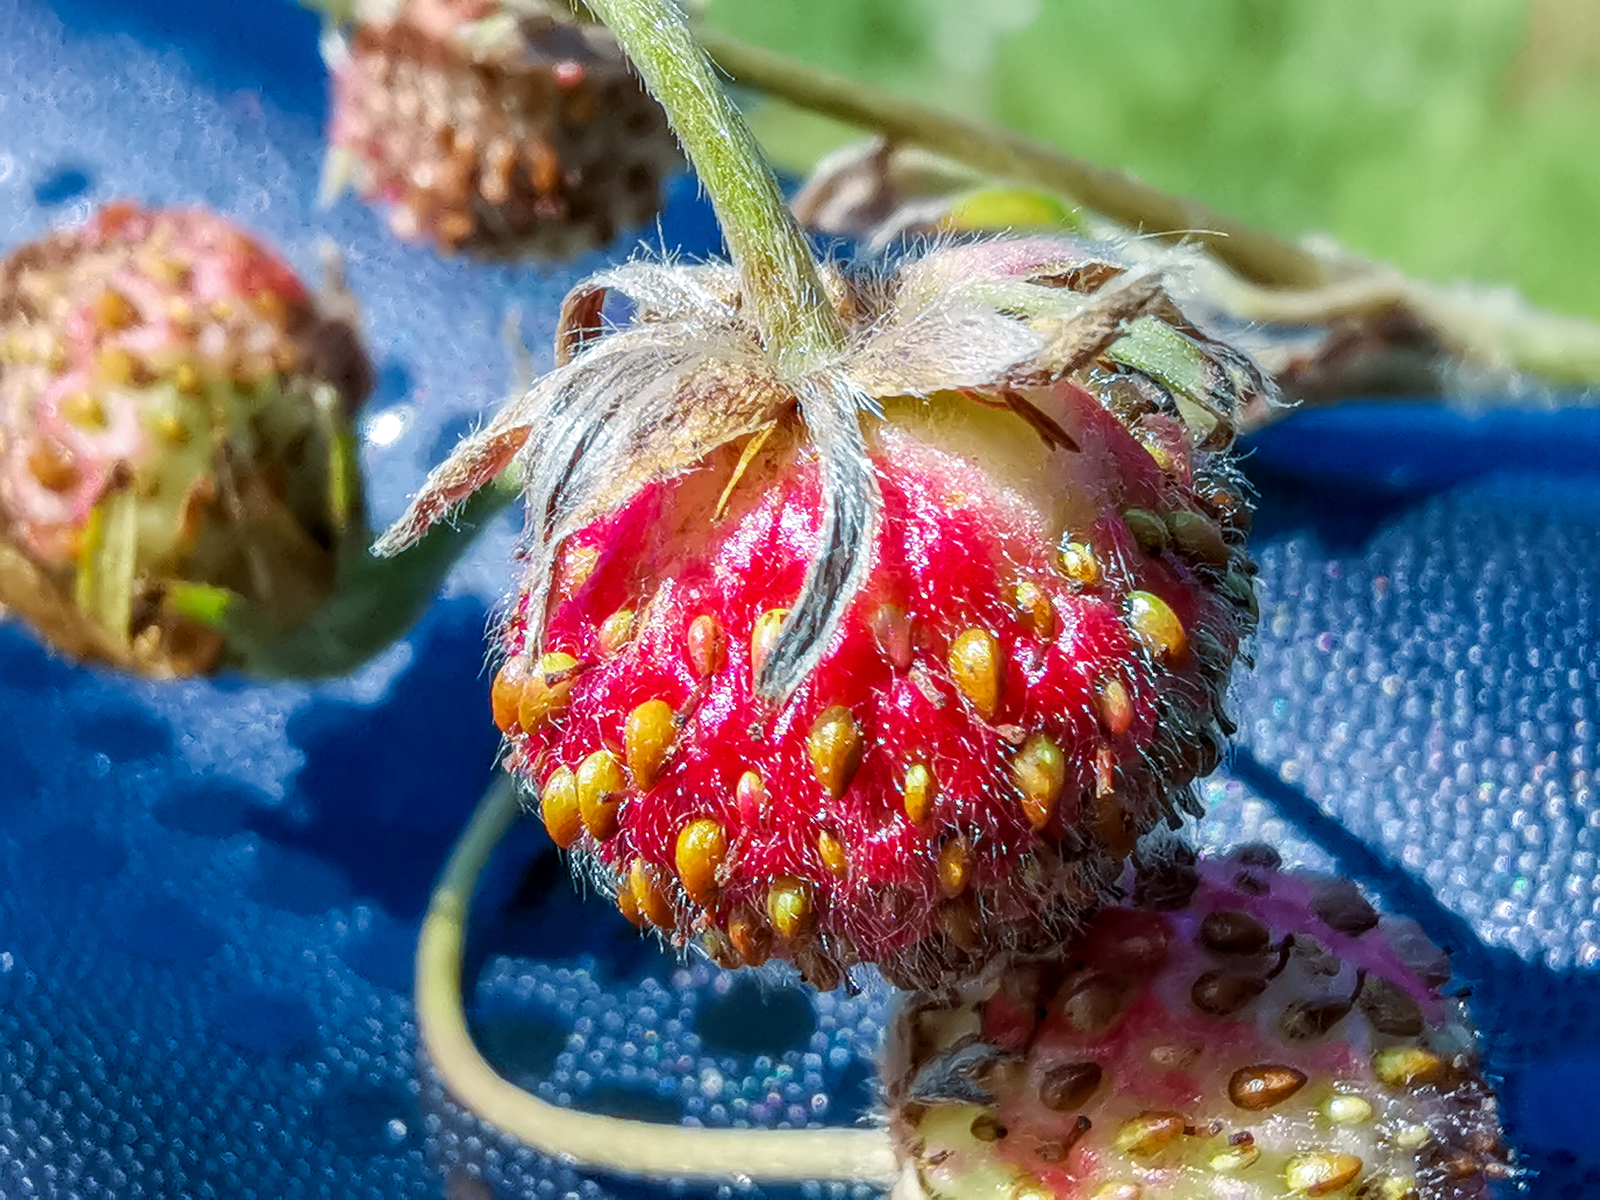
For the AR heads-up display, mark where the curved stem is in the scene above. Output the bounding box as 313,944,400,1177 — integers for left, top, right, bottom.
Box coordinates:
416,773,901,1186
584,0,846,376
695,27,1330,291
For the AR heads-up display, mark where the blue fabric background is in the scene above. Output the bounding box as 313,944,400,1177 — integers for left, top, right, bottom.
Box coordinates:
0,0,1595,1194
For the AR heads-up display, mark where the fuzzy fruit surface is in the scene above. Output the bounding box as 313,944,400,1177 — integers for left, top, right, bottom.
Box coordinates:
887,848,1512,1198
497,373,1248,987
326,0,680,259
0,202,370,675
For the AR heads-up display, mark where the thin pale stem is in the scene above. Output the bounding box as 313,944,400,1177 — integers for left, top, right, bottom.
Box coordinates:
696,27,1331,291
415,773,900,1185
584,0,847,376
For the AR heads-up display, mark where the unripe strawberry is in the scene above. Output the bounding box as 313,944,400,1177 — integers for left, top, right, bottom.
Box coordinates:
0,203,370,676
382,236,1268,988
884,847,1513,1199
323,0,681,259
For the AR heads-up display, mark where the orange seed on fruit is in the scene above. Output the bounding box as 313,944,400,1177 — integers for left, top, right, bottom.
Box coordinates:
1013,581,1057,639
949,628,1002,720
623,699,675,789
490,656,530,732
1058,542,1101,587
817,829,848,878
629,858,675,929
1284,1153,1363,1196
727,904,772,966
27,442,77,492
735,770,768,827
1014,733,1067,829
870,603,914,671
518,651,579,732
597,607,636,654
539,766,583,849
767,877,814,940
675,818,728,904
750,607,789,677
808,706,863,798
903,763,935,824
1126,591,1187,662
576,749,625,840
1097,677,1134,738
686,614,725,677
937,837,970,897
93,286,137,331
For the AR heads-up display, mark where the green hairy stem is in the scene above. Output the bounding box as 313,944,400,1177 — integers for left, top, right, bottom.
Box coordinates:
582,0,847,376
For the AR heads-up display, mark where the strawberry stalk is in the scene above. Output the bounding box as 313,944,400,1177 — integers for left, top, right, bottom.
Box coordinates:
416,771,900,1184
581,0,847,377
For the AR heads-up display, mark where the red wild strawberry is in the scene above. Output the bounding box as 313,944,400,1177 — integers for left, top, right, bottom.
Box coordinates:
380,237,1268,988
884,846,1513,1199
323,0,681,259
0,202,371,675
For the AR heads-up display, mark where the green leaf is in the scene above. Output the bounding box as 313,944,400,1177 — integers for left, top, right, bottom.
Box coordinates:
73,490,139,648
165,583,238,628
1106,315,1209,400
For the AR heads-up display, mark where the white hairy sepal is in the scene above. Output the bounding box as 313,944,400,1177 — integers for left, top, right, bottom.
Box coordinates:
376,235,1251,702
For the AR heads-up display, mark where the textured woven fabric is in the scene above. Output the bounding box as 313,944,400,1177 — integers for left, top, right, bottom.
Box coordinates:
0,0,1595,1195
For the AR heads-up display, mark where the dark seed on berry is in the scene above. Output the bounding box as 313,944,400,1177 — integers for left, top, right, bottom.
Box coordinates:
1280,997,1354,1041
1037,1061,1103,1111
1123,508,1169,556
1233,843,1282,869
1228,1064,1308,1110
1200,909,1272,954
1359,975,1426,1036
1056,972,1129,1034
1134,856,1200,911
727,904,772,966
1191,969,1268,1017
1312,879,1380,935
1291,936,1343,976
1384,918,1454,988
969,1114,1006,1142
1166,510,1231,569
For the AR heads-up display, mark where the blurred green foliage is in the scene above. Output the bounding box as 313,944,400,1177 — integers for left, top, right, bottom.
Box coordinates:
707,0,1600,318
